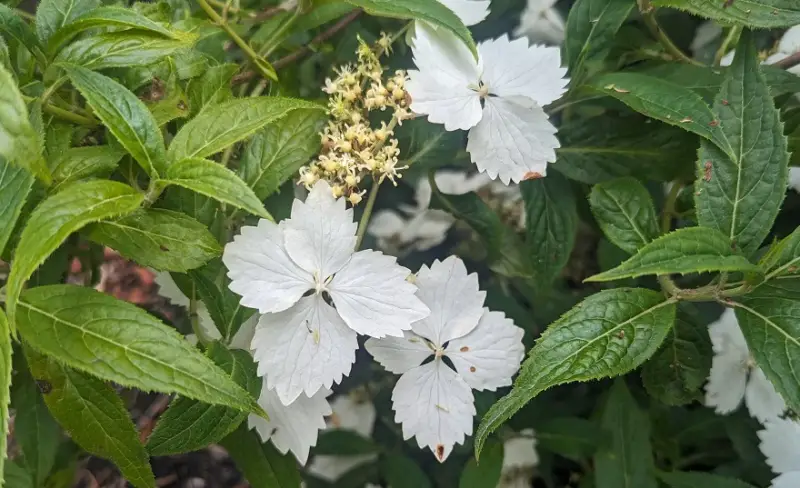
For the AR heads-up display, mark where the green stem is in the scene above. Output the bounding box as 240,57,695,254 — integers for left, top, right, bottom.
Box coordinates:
355,181,380,250
714,26,741,66
143,180,165,206
40,76,68,105
258,6,300,58
638,0,703,66
189,283,210,346
661,181,682,234
23,95,98,126
14,8,35,21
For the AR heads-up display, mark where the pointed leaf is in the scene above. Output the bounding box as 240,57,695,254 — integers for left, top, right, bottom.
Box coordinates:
590,177,660,255
657,471,756,488
652,0,800,28
220,424,301,488
0,159,33,257
35,0,98,45
51,145,126,187
759,226,800,280
0,64,49,184
186,63,238,116
564,0,635,83
56,32,194,71
0,4,45,65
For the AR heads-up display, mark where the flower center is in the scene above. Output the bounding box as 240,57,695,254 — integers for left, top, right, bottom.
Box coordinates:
469,81,490,99
312,270,333,294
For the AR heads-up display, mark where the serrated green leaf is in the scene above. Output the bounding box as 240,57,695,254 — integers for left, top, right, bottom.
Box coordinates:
147,344,260,456
521,172,577,286
564,0,635,83
186,63,237,116
85,208,221,272
16,285,265,417
760,226,800,280
642,304,712,406
35,0,98,46
459,439,503,488
221,424,301,488
594,380,657,488
0,4,46,66
587,227,759,282
5,180,143,325
166,97,323,163
475,289,676,457
536,417,608,461
0,64,49,184
187,259,256,342
0,310,11,488
161,158,271,219
62,65,166,177
657,471,756,488
652,0,800,28
380,453,431,488
50,145,126,187
0,158,33,256
239,109,325,201
25,349,155,488
342,0,476,57
695,33,789,258
55,32,194,71
589,177,660,255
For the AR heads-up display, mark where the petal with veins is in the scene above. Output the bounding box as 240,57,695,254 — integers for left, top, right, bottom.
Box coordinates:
438,0,491,26
704,343,748,415
759,417,800,474
366,332,433,375
745,367,786,423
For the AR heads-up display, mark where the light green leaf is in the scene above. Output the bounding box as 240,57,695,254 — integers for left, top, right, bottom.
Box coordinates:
5,180,143,325
4,461,33,488
16,285,266,417
695,33,789,258
594,380,658,488
166,97,323,163
162,158,271,219
239,109,326,200
380,453,431,488
652,0,800,28
62,65,166,177
459,439,503,488
0,4,45,65
536,417,608,461
147,344,260,456
0,64,49,184
475,288,676,458
55,32,194,71
35,0,98,45
50,145,126,187
589,177,660,255
26,349,155,488
186,63,237,116
586,227,759,282
641,304,712,406
759,226,800,280
221,424,301,488
657,471,756,488
342,0,476,57
521,172,577,286
0,158,33,257
0,310,11,488
564,0,635,83
85,208,221,272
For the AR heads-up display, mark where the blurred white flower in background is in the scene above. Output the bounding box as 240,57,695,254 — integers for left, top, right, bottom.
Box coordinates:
758,417,800,488
514,0,565,45
498,430,539,488
720,25,800,75
704,309,786,423
153,271,220,342
690,21,723,55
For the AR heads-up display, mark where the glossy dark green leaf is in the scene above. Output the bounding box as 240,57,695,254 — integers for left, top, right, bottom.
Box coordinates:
564,0,635,82
459,439,503,488
56,32,194,71
652,0,800,28
590,177,659,255
50,145,126,187
0,158,33,256
380,453,431,488
26,350,155,488
0,64,49,184
0,4,45,65
475,289,676,457
536,417,607,461
657,471,756,488
221,424,301,488
35,0,98,45
186,63,237,116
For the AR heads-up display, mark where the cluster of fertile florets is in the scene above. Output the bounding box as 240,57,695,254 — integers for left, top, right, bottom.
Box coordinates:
299,35,413,205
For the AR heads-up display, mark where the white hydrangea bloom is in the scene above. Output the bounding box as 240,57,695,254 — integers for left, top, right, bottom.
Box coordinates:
721,25,800,75
223,180,430,405
406,25,568,184
154,271,221,342
758,417,800,488
514,0,565,45
499,430,538,488
690,21,722,55
366,257,525,462
307,392,378,482
705,309,786,423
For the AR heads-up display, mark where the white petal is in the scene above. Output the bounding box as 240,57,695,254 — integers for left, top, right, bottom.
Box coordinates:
283,180,357,279
502,430,539,470
745,367,787,423
407,23,482,131
772,473,800,488
248,382,331,465
197,303,222,341
392,360,475,462
759,417,800,474
704,345,748,415
709,309,749,356
467,98,559,184
307,453,378,482
438,0,490,26
515,1,566,45
789,168,800,193
480,35,568,105
366,332,433,375
412,256,485,346
403,211,454,249
446,309,525,391
778,25,800,55
252,295,357,405
690,21,722,53
720,50,735,66
329,250,429,338
368,210,406,239
154,271,190,308
329,394,377,437
223,219,312,314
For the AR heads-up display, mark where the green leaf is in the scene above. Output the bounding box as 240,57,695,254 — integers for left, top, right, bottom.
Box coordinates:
475,288,676,457
657,471,756,488
0,64,49,184
397,118,465,169
641,304,712,406
55,32,194,71
586,227,759,282
380,453,431,488
239,109,326,200
564,0,635,83
0,4,45,65
5,180,143,325
0,158,33,257
62,65,166,177
536,417,608,461
0,310,12,488
589,72,732,156
166,97,323,163
35,0,98,45
652,0,800,28
147,344,260,456
186,63,237,116
695,33,789,258
50,145,126,187
187,259,256,342
25,349,155,488
342,0,476,57
314,430,378,456
220,424,301,488
85,209,221,272
16,285,265,417
759,226,800,280
4,461,33,488
521,172,577,286
594,380,657,488
162,158,271,219
459,439,503,488
589,177,660,255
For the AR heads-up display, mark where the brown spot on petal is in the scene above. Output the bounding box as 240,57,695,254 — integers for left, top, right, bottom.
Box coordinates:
436,445,445,461
523,171,543,180
469,366,477,372
460,346,469,352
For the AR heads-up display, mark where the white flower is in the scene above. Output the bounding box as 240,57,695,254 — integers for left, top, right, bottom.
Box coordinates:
721,25,800,75
366,257,525,462
758,417,800,488
307,392,378,482
248,378,332,465
223,180,430,405
514,0,565,45
406,25,568,184
789,168,800,193
690,22,722,55
154,271,221,342
704,309,786,423
498,430,538,488
439,0,491,26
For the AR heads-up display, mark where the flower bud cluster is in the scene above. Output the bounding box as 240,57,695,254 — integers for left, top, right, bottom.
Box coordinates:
299,35,413,205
